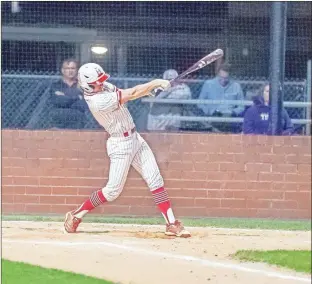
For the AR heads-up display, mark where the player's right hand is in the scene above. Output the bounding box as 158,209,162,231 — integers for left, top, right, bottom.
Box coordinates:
156,79,171,90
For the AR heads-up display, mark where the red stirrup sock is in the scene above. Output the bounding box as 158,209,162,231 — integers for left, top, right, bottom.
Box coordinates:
152,187,176,224
72,189,107,219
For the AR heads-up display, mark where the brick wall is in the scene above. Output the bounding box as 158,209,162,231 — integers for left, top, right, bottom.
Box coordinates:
2,130,311,219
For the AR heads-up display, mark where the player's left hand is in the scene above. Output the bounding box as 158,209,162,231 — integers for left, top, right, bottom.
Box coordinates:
149,87,165,97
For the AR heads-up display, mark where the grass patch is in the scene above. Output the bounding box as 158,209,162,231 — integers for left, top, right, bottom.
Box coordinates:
2,214,311,231
232,250,312,274
2,259,115,284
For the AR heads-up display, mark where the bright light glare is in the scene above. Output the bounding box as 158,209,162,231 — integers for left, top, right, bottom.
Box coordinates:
91,46,108,55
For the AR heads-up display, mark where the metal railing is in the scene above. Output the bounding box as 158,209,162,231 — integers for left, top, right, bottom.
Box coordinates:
142,98,311,127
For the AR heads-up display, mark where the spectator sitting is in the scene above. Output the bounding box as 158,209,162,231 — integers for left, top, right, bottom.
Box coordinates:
197,63,245,118
243,83,294,135
47,58,88,129
147,69,192,131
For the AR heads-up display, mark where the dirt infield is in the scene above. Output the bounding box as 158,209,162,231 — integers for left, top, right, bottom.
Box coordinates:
2,221,311,284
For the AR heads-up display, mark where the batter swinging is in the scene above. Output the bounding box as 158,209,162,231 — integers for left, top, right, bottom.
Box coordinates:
64,63,191,238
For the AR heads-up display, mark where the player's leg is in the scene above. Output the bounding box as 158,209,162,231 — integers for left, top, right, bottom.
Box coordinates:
131,135,190,237
64,140,134,233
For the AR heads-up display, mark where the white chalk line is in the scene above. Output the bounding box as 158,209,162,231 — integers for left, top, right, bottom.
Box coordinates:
3,239,311,283
3,221,312,234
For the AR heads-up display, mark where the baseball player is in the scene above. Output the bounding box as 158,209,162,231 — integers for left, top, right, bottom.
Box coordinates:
64,63,191,238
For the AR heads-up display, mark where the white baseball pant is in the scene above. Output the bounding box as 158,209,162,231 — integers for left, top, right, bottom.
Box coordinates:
102,132,164,201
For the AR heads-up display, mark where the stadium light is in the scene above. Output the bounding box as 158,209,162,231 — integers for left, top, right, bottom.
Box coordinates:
91,46,108,55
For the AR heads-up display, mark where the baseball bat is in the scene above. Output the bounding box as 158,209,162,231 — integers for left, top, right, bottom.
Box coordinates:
170,48,224,84
150,48,224,96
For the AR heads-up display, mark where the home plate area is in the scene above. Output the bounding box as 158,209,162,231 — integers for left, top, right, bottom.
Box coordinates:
2,221,311,284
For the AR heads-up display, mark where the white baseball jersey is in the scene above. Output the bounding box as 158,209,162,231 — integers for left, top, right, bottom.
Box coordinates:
84,83,164,202
84,89,135,137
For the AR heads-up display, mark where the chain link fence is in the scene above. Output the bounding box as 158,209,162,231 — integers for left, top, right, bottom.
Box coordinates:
1,2,311,134
2,73,310,134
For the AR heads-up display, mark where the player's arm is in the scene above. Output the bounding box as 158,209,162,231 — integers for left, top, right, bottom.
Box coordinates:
119,79,170,105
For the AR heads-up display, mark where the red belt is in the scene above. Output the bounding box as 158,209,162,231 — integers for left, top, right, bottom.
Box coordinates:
123,127,136,137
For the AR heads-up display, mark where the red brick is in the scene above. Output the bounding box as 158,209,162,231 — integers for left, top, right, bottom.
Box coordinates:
181,171,207,180
272,182,296,191
245,163,272,172
195,198,221,208
25,186,52,195
242,191,284,200
169,189,207,198
2,186,26,195
3,148,27,158
208,190,234,198
208,153,235,162
247,181,272,190
297,183,311,191
285,191,311,202
181,180,208,189
12,177,39,186
286,154,311,164
125,178,147,188
273,146,299,155
50,204,72,214
89,159,107,169
38,158,64,169
2,195,14,203
63,158,90,169
51,187,78,195
128,206,155,215
113,196,144,206
206,172,231,180
221,199,246,208
188,153,209,162
40,196,66,204
2,203,25,213
77,187,100,196
247,199,272,209
230,172,258,181
222,181,247,190
290,136,311,146
194,162,220,171
272,200,298,209
174,207,207,217
206,181,223,189
245,145,273,154
170,197,194,207
25,205,51,214
206,208,237,217
284,174,310,183
298,164,312,173
273,164,297,173
65,196,90,205
14,195,40,203
260,154,286,163
2,167,25,176
168,161,194,171
162,170,182,179
234,153,260,163
258,173,284,181
220,163,245,171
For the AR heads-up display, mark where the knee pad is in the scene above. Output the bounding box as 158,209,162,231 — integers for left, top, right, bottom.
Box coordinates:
102,186,122,202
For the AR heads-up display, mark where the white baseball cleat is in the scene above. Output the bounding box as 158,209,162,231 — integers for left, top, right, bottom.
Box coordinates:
165,220,191,238
64,210,81,233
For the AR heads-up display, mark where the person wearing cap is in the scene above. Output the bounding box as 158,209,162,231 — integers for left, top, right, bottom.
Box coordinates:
147,69,192,131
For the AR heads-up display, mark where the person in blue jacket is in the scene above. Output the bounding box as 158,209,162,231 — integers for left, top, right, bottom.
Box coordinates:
243,83,294,135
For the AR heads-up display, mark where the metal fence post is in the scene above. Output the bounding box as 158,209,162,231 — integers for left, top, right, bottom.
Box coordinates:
306,60,312,135
269,1,287,135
